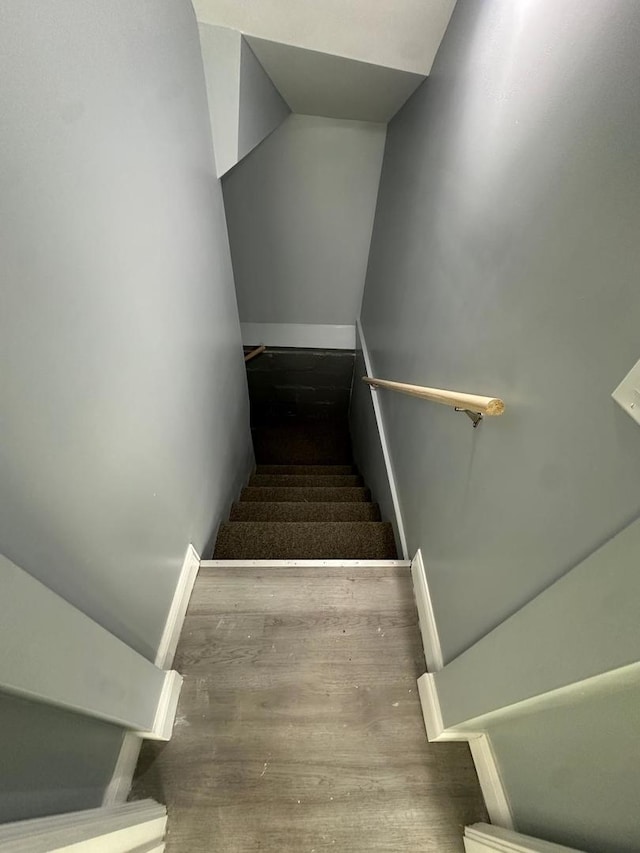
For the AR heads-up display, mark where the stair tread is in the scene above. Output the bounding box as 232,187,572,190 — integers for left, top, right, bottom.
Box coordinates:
230,501,381,522
256,465,355,475
213,522,397,560
249,474,362,488
240,487,370,503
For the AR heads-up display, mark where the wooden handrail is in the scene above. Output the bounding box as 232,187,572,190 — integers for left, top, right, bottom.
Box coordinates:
363,377,505,416
244,345,266,363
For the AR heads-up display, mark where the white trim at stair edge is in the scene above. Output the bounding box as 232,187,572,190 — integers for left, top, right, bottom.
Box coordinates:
241,322,356,350
102,731,144,806
102,676,187,809
411,549,444,671
464,823,584,852
356,318,408,559
137,670,183,741
417,674,513,830
103,544,199,804
469,736,514,831
417,672,447,741
155,543,201,669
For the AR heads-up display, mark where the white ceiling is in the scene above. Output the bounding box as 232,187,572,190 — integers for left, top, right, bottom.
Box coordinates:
245,37,424,124
192,0,457,76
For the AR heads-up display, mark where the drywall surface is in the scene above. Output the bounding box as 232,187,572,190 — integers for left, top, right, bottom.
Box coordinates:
198,23,241,176
0,692,123,822
0,0,252,664
245,36,424,123
193,0,456,76
0,553,165,731
485,677,640,853
359,0,640,662
197,28,289,177
434,516,640,729
238,39,290,162
223,114,386,330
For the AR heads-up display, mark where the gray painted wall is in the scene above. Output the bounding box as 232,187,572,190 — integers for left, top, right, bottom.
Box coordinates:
223,113,387,328
198,23,242,177
429,514,640,851
434,516,640,731
198,27,290,178
245,36,424,123
238,39,290,163
0,693,123,822
0,0,252,817
358,0,640,662
485,677,640,853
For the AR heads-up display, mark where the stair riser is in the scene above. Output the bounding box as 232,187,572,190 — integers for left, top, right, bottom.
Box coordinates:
213,522,397,560
230,502,381,522
240,487,370,503
249,475,362,488
256,465,355,476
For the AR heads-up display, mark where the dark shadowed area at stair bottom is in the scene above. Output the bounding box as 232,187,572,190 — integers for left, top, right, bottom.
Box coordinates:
213,348,398,560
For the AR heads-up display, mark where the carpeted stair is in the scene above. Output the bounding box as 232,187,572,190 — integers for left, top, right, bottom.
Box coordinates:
213,417,397,560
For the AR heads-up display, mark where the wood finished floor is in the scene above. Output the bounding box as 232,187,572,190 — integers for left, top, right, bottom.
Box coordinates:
131,566,487,851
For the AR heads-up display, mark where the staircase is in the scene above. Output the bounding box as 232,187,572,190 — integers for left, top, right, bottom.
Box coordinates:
213,417,397,560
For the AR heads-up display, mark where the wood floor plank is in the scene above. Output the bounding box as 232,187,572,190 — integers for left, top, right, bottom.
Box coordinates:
131,565,487,851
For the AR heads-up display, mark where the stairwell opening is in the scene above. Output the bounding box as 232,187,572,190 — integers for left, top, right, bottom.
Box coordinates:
212,347,398,560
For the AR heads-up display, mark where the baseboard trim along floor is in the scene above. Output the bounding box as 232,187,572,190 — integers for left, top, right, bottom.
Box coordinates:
417,673,514,829
155,543,201,670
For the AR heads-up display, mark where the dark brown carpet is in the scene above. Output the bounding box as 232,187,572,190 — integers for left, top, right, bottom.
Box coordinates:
229,502,381,522
214,522,397,560
248,473,363,488
239,486,371,503
256,464,355,475
212,417,397,560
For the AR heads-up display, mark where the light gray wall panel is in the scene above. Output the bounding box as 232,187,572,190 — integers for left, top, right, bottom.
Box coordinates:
238,39,290,162
223,113,387,328
0,0,252,664
245,37,424,123
359,0,640,662
0,0,252,816
433,517,640,728
485,677,640,853
0,693,123,823
198,23,241,176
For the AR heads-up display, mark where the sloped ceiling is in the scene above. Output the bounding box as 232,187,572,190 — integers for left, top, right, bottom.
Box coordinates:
245,37,424,123
192,0,457,76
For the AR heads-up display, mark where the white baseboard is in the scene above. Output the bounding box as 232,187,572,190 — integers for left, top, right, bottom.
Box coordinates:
0,801,167,851
241,322,356,350
137,669,183,741
356,318,408,558
155,544,200,669
464,823,583,852
418,672,453,741
469,736,514,830
102,544,198,804
102,732,143,806
411,549,444,671
417,674,513,829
